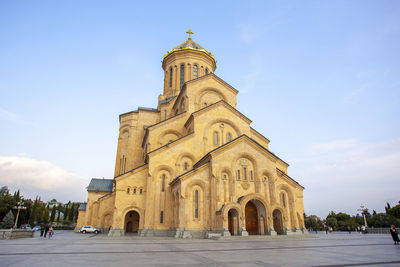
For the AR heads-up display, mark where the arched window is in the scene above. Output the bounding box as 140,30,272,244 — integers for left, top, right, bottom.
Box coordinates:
243,167,247,180
169,68,173,88
250,170,253,181
180,64,184,90
139,189,143,195
205,68,209,75
282,193,286,208
133,188,136,194
161,174,165,192
203,102,207,108
213,131,219,145
160,211,164,223
184,162,188,170
227,132,232,142
193,65,198,79
237,170,241,180
263,176,267,182
194,190,199,219
127,188,130,194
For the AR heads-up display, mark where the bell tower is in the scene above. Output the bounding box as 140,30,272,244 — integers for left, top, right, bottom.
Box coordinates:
161,29,217,99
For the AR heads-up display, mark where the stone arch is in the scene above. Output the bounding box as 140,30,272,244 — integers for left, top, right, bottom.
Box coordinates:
183,179,208,199
239,193,269,234
121,206,144,231
276,184,297,229
102,211,113,229
151,164,175,179
175,152,196,172
271,205,288,232
272,209,284,234
157,129,182,146
221,202,243,233
231,152,258,182
203,118,241,139
195,88,227,110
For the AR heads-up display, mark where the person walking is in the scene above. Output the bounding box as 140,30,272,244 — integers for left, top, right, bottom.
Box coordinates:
44,224,49,238
40,224,44,238
390,225,399,245
48,226,53,239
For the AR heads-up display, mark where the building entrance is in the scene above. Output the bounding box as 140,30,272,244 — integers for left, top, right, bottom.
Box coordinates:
125,211,140,233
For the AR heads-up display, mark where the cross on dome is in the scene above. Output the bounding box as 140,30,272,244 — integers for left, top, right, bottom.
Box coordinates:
186,29,194,40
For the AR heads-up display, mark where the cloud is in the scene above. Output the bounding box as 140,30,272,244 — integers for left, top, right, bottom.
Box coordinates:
291,138,400,218
0,156,89,202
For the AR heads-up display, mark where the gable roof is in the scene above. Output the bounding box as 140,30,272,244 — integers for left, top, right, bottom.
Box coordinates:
87,178,113,192
193,134,289,168
184,100,251,128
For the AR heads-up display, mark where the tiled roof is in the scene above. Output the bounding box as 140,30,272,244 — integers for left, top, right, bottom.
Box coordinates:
78,203,87,211
87,178,113,192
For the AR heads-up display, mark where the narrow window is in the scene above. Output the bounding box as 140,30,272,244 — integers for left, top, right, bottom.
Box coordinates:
213,131,219,145
127,188,130,194
169,68,173,88
244,167,247,180
203,103,207,107
282,194,286,208
237,170,241,180
139,189,143,194
264,177,267,182
133,188,136,194
164,110,167,120
119,158,122,175
162,174,165,192
184,162,188,170
195,190,199,219
160,211,164,223
227,132,232,142
180,64,184,90
123,157,126,173
250,170,253,181
205,68,209,75
193,65,198,79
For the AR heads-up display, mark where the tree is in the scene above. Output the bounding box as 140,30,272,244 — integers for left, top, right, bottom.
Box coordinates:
1,210,14,228
325,217,338,229
68,203,75,221
0,188,16,221
388,205,400,219
56,204,62,222
50,205,56,222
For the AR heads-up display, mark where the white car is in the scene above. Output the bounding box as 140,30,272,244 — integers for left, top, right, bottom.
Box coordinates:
79,225,99,234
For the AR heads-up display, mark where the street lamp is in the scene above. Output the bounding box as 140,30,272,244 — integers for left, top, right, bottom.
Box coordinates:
13,201,26,229
357,204,368,228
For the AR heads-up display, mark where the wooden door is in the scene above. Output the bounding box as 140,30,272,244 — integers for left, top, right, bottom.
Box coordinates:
126,221,133,232
245,202,258,234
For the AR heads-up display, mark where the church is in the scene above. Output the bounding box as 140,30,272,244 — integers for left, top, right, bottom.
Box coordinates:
76,30,306,238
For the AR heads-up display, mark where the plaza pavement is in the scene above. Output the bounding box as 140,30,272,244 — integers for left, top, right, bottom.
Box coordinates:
0,231,399,267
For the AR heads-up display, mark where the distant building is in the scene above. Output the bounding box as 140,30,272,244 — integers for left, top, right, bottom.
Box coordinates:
77,32,306,237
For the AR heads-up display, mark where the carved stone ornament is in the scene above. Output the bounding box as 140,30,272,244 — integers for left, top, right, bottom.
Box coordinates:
241,181,250,190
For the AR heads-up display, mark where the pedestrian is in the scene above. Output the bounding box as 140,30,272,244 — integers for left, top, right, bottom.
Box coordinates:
44,224,49,238
48,226,53,239
40,224,44,238
390,225,399,245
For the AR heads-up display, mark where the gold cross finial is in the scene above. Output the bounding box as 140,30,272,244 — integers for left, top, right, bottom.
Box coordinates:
186,29,194,40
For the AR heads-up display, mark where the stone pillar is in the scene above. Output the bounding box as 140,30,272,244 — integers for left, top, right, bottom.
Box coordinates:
178,195,185,229
224,180,228,203
259,217,265,235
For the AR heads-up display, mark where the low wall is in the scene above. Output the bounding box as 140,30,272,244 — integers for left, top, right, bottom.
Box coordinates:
366,228,392,234
0,229,35,240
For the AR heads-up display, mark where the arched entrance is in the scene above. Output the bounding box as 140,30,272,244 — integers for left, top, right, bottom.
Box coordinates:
125,211,140,233
228,209,239,235
245,201,258,234
273,209,284,234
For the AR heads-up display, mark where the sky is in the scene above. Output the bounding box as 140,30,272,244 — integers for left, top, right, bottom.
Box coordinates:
0,0,399,218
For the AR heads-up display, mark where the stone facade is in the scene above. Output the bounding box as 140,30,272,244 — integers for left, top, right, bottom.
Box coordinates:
77,35,306,238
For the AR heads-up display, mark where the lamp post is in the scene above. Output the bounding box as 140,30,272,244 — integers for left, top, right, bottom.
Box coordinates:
357,204,368,228
13,201,26,229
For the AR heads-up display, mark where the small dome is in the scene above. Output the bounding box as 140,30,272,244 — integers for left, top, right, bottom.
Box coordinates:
163,38,215,60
